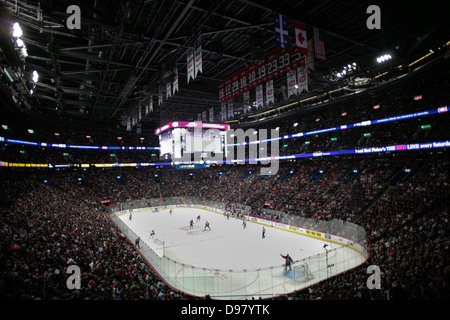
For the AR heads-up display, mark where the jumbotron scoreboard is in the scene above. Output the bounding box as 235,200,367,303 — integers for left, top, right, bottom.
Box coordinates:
155,121,230,161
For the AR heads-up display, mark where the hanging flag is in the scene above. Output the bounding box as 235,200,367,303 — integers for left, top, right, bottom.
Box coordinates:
166,82,172,99
197,113,202,121
256,84,264,108
221,103,227,121
266,79,274,105
202,111,207,121
173,67,179,95
195,45,202,78
209,107,214,122
187,49,194,83
297,66,308,94
149,96,153,113
294,20,308,55
243,91,250,114
313,27,326,60
127,118,131,132
138,105,142,121
306,39,316,71
287,70,297,97
227,101,234,119
266,48,278,81
274,12,289,48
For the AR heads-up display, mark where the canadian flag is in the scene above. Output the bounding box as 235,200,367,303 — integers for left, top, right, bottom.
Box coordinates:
294,20,307,55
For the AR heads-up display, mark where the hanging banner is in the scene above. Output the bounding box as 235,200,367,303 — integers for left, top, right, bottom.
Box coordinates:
195,45,202,77
257,58,267,86
287,71,297,97
166,82,172,99
209,107,214,122
256,84,264,108
149,96,153,113
202,111,207,121
232,71,240,98
227,101,234,119
187,49,194,83
305,39,316,72
225,77,232,101
266,48,279,81
247,61,257,90
278,47,291,77
243,91,250,115
239,66,248,95
173,67,179,95
221,103,227,121
297,66,308,94
266,79,274,105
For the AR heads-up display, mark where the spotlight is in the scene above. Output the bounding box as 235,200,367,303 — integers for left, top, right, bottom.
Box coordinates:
12,22,23,38
32,70,39,83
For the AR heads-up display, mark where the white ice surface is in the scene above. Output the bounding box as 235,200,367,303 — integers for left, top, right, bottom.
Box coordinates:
119,207,339,270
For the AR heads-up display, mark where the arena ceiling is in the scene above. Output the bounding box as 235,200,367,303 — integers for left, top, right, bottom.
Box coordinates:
0,0,447,132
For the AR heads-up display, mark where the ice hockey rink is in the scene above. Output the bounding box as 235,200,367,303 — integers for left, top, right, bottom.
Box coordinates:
115,206,366,299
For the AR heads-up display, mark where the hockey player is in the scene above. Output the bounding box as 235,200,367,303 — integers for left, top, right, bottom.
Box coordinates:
190,219,194,229
129,213,132,221
169,209,172,215
242,220,247,229
196,215,201,223
135,237,140,249
204,221,211,231
280,253,293,271
149,230,155,238
262,227,266,239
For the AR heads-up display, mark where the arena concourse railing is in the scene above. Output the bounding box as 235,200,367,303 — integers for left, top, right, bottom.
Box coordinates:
109,197,368,300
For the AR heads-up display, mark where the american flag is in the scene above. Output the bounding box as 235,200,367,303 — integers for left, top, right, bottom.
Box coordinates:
313,27,326,60
274,12,289,49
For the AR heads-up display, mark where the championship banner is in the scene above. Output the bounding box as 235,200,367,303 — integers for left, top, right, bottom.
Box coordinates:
149,96,153,113
166,82,172,98
221,103,227,121
197,113,202,121
227,101,234,119
209,107,214,122
243,91,250,114
202,111,207,121
297,66,308,94
195,45,202,77
266,79,274,105
187,49,194,83
173,67,179,95
256,84,264,108
266,48,278,81
287,71,297,97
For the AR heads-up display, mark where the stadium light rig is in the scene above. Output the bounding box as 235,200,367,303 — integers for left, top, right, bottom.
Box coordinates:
377,54,392,63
